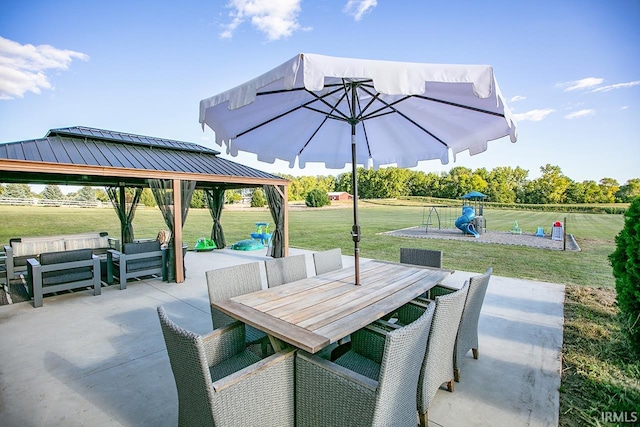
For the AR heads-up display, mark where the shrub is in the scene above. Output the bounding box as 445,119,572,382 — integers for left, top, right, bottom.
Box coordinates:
305,188,331,207
609,197,640,350
190,190,206,209
225,190,242,204
251,188,267,207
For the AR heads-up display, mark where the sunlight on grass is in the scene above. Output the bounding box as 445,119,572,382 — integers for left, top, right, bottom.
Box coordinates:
0,202,635,424
0,203,622,288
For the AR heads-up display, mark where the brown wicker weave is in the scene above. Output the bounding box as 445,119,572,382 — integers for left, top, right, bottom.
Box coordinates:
157,306,296,426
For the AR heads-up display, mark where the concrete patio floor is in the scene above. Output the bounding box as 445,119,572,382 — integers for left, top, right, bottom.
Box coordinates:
0,248,564,426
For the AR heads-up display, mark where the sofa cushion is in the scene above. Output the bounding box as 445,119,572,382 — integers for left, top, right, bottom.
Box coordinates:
13,240,65,257
65,236,110,251
123,241,163,272
39,249,94,286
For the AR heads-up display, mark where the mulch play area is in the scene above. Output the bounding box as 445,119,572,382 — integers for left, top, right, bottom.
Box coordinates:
381,226,581,251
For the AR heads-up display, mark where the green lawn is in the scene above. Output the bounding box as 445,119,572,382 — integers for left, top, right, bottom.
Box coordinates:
0,202,636,424
0,202,623,288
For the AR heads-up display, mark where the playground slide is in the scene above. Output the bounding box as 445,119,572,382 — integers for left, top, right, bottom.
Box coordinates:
455,206,480,238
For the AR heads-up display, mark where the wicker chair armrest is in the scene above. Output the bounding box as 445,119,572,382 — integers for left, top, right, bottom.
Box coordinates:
209,348,296,426
429,284,457,299
411,298,434,308
297,351,377,391
201,321,246,366
396,299,432,325
374,319,401,330
212,347,296,392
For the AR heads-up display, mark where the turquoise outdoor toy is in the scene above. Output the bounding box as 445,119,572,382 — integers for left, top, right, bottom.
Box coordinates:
231,239,264,251
455,206,479,238
250,222,272,245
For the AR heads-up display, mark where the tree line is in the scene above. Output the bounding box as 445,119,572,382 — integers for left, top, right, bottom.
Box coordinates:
2,163,638,207
280,164,640,204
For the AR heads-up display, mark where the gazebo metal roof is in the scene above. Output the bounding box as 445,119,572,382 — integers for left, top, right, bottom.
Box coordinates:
0,126,290,283
0,126,286,189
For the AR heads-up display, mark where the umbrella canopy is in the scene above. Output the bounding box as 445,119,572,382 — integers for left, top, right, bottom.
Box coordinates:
200,53,518,284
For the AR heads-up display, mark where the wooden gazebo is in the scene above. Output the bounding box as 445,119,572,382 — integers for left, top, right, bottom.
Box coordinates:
0,126,289,282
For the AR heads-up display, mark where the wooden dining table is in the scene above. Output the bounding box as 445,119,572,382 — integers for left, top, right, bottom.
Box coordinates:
210,259,453,354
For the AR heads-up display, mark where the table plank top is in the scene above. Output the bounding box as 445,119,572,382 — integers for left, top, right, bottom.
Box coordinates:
211,260,453,353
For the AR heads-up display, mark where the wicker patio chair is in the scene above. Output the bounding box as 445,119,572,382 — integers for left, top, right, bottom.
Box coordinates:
265,254,307,287
400,247,443,269
205,262,268,353
425,267,493,381
296,303,435,427
312,248,343,275
157,306,295,427
395,281,470,426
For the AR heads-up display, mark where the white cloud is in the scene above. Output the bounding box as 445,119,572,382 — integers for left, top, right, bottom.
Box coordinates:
557,77,604,92
512,108,555,122
343,0,377,21
591,80,640,93
0,36,88,100
221,0,304,41
510,95,526,102
564,109,595,119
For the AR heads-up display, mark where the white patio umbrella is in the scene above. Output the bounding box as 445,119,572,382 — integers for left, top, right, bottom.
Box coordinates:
199,53,517,285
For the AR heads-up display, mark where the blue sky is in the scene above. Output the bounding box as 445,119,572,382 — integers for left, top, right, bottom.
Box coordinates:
1,0,638,187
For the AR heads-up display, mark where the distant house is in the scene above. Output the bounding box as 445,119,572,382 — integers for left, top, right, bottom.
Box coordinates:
328,191,353,201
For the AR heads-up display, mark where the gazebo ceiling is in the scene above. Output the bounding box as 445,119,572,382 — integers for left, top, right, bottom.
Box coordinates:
0,126,287,190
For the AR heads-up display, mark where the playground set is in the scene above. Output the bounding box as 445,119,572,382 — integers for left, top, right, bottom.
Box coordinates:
419,191,566,245
422,191,487,238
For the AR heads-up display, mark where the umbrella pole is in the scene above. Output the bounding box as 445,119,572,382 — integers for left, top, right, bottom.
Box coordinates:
351,125,361,286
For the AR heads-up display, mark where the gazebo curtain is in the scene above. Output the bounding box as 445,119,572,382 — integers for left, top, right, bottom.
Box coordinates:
264,185,285,258
148,179,196,232
205,189,226,249
148,179,196,281
106,186,142,245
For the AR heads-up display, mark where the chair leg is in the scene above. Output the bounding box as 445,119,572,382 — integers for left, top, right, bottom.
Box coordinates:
419,410,428,427
472,348,479,359
454,368,460,383
446,379,454,392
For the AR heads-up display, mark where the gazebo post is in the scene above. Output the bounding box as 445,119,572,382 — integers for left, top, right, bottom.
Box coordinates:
172,179,184,283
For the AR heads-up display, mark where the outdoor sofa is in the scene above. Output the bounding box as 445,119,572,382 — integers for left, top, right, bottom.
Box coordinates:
3,232,119,282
